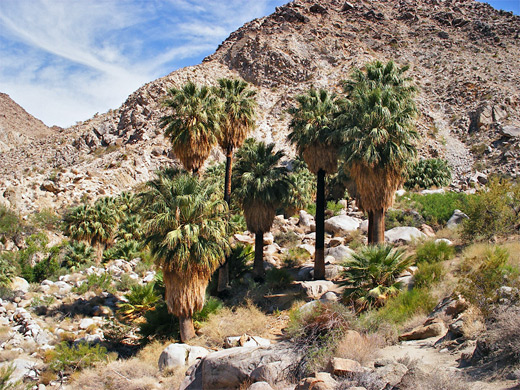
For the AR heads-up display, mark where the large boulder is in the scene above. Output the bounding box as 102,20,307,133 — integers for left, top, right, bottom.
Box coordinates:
299,280,335,298
9,277,30,293
446,209,469,229
324,215,362,235
180,343,302,390
325,245,354,263
384,227,426,244
158,343,209,370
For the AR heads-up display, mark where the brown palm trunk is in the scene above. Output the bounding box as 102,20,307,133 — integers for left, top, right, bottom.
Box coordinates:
314,169,326,280
253,231,265,281
179,316,196,342
372,209,385,244
368,211,374,244
217,145,234,293
95,242,103,264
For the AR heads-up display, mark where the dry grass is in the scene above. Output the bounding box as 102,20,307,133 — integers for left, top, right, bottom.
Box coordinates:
194,301,270,348
460,306,485,340
136,339,175,365
398,367,472,390
334,330,384,366
0,325,11,344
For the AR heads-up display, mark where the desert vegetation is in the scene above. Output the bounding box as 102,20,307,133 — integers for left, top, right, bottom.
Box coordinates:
1,64,520,390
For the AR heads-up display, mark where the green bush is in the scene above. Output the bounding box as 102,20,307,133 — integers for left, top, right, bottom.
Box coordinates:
227,244,253,281
0,253,16,286
30,209,61,231
408,192,468,227
266,268,294,289
385,209,424,230
414,240,455,264
117,282,160,321
115,273,139,291
405,158,452,189
0,206,23,236
341,245,414,310
414,262,445,288
458,246,519,316
139,301,178,342
326,201,344,216
193,296,223,323
462,178,520,241
62,241,94,270
283,247,311,267
46,342,111,374
274,231,301,248
75,273,114,295
103,239,141,261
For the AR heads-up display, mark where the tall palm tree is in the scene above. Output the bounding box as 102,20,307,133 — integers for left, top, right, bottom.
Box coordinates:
288,88,341,280
232,139,292,280
160,81,221,175
140,171,229,342
337,60,418,244
213,78,257,292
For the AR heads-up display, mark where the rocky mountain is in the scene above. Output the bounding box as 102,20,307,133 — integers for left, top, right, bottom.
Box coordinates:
0,93,58,153
1,0,519,215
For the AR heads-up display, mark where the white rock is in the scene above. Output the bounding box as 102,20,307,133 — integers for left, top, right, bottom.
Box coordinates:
297,244,315,257
421,188,445,195
9,277,29,293
325,215,362,235
385,227,426,244
264,232,274,245
320,292,339,302
143,271,156,283
395,189,406,197
299,210,315,228
446,209,469,229
299,281,335,298
325,245,354,263
79,318,95,330
359,219,369,233
158,343,209,370
234,233,255,245
435,238,453,246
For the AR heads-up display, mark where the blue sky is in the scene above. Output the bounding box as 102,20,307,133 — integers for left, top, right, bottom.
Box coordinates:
0,0,518,128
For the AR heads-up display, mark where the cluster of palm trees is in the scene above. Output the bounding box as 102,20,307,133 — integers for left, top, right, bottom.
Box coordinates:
64,61,417,342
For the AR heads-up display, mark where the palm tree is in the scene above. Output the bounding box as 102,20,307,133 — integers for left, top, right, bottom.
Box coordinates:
232,139,292,280
337,60,418,244
140,171,229,342
160,81,221,175
288,88,341,280
213,78,257,292
340,244,413,310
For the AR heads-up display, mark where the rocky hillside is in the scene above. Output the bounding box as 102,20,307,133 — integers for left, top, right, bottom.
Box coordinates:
1,0,519,214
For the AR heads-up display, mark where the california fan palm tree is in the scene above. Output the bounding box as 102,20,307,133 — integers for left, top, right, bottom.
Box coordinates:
213,78,257,291
288,88,341,280
337,60,418,244
140,171,229,342
160,81,221,175
232,139,292,280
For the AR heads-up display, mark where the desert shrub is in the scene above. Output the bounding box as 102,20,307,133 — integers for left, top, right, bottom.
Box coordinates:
462,178,520,241
283,247,310,267
0,206,23,236
0,363,22,390
362,288,436,328
265,268,293,289
341,245,414,310
193,297,223,324
326,201,344,216
75,273,114,295
485,306,520,367
45,342,113,375
117,283,160,321
103,239,142,261
115,273,139,291
414,262,445,288
196,302,269,348
139,302,178,342
287,302,352,373
334,330,384,366
385,209,424,230
414,240,455,263
458,246,519,316
405,158,452,189
408,192,468,227
274,230,301,248
0,254,16,286
63,241,94,270
228,244,253,281
30,208,61,231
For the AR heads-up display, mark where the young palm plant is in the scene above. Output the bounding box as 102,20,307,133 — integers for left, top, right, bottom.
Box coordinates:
140,171,229,342
160,81,221,175
340,244,413,311
337,60,418,244
288,88,341,279
232,139,292,280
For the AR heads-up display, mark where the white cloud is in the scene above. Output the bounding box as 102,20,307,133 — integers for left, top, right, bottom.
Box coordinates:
0,0,284,127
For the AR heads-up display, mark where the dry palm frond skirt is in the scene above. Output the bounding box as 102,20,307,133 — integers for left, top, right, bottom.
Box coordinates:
349,163,403,212
302,144,338,175
244,200,276,234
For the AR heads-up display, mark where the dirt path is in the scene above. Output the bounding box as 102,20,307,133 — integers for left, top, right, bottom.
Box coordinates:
377,337,519,390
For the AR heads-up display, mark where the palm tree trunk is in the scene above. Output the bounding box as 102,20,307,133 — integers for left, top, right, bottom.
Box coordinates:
179,315,196,342
253,231,265,281
372,209,385,244
314,169,326,280
217,145,234,293
95,242,103,264
368,211,374,244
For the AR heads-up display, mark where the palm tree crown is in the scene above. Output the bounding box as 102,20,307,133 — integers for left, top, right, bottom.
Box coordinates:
160,81,221,174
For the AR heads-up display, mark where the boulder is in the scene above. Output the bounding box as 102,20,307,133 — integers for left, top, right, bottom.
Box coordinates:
180,343,302,390
10,277,30,293
420,224,435,237
500,125,520,138
385,227,426,244
224,335,271,348
248,382,274,390
359,219,369,233
399,320,446,341
298,244,315,257
299,210,315,228
325,245,354,263
370,362,408,389
446,209,469,229
324,215,362,235
234,233,255,245
435,238,453,246
320,292,338,303
296,372,337,390
158,343,209,370
299,280,335,298
328,357,364,376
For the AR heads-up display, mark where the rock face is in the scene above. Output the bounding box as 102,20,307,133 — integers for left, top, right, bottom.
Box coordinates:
180,343,302,390
1,0,520,214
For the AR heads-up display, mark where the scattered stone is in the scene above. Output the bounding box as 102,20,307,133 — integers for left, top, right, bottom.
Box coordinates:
385,227,426,244
325,245,354,262
500,125,520,138
299,280,335,298
158,343,209,370
325,215,362,235
399,320,446,341
328,357,364,376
